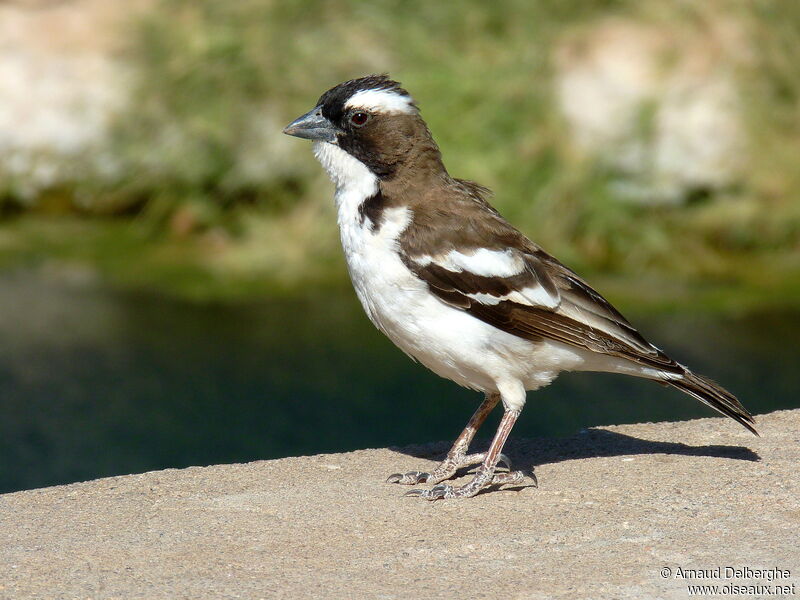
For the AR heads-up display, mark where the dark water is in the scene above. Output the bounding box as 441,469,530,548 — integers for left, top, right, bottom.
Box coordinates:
1,273,797,493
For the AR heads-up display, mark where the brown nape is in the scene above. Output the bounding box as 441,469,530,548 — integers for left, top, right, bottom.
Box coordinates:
362,112,448,184
358,112,524,254
351,112,452,230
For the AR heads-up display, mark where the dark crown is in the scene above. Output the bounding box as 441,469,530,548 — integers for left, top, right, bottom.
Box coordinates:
317,74,413,122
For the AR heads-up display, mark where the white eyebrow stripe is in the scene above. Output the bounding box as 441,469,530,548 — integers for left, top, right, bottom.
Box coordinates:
344,89,416,115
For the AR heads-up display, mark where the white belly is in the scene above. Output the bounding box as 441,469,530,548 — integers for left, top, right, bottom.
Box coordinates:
338,202,588,395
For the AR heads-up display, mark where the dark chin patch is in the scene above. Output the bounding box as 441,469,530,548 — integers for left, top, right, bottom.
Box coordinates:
338,135,397,179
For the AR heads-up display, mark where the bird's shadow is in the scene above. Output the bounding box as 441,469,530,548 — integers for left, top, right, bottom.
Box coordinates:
391,428,760,474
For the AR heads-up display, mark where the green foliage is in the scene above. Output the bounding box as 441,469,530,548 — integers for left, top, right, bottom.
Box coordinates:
108,0,642,221
2,0,800,307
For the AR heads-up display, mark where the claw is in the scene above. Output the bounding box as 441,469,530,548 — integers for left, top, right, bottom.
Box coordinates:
496,453,512,471
386,471,430,485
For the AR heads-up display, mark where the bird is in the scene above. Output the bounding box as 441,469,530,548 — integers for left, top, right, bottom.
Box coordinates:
282,74,757,500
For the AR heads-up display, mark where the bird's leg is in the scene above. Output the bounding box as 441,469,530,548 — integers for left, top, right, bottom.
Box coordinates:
405,407,525,500
386,392,501,485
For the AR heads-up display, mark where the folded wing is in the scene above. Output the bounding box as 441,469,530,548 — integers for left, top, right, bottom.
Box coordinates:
403,242,681,374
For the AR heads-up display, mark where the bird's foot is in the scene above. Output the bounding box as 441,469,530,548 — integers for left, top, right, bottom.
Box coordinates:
386,453,512,486
403,466,535,500
385,470,430,485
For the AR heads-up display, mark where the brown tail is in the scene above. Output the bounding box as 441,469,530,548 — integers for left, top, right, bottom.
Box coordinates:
669,371,758,436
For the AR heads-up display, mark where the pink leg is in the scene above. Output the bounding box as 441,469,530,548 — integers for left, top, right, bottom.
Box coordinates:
387,393,503,485
406,407,532,500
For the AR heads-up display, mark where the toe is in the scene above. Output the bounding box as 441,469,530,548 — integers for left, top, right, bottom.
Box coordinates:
386,471,430,485
490,469,538,489
427,484,452,500
402,484,453,500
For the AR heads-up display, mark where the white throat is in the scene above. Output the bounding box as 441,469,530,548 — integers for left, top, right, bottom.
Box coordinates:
313,141,378,213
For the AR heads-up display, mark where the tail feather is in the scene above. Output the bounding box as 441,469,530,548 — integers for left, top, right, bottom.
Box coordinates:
669,371,758,436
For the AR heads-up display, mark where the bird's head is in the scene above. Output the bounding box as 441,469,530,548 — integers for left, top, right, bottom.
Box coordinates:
283,74,442,183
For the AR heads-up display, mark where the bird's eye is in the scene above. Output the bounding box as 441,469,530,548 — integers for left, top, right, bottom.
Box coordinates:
350,112,369,127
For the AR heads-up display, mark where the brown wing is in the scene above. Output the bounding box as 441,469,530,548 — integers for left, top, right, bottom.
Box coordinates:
398,191,681,373
393,179,756,433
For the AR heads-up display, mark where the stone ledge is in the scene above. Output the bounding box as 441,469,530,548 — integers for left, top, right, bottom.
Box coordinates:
2,409,798,599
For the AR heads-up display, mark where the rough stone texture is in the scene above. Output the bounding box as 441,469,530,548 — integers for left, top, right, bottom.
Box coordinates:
2,410,797,599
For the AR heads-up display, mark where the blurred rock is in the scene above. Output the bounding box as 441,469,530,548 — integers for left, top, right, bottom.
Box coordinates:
555,19,747,203
0,0,144,199
0,0,298,206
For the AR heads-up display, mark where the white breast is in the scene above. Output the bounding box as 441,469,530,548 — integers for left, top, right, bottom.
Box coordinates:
312,142,590,408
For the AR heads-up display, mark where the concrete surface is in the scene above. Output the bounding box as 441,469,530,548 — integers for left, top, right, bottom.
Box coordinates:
2,409,798,599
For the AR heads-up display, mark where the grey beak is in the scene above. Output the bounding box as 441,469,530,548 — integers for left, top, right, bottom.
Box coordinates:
283,106,338,143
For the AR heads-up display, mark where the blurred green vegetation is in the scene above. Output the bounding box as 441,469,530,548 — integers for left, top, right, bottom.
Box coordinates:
1,0,799,310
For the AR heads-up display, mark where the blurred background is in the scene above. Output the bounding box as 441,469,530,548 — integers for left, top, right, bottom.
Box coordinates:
1,0,798,493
